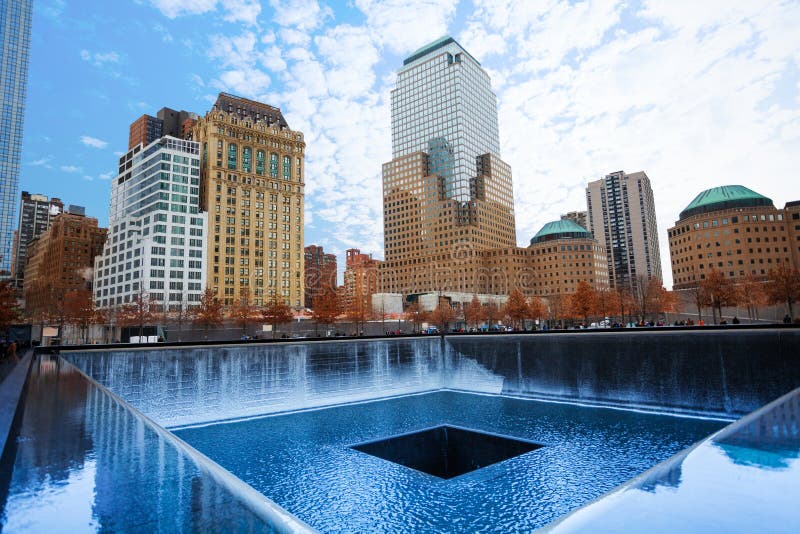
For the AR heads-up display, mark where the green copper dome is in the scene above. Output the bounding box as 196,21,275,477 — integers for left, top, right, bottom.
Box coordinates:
530,219,591,245
679,185,774,219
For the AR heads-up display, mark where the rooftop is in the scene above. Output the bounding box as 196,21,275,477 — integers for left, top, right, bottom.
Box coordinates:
530,219,591,245
212,92,289,129
403,35,480,66
679,185,774,220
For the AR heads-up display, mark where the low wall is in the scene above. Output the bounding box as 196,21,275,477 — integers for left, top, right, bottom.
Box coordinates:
445,329,800,417
62,328,800,427
66,338,444,427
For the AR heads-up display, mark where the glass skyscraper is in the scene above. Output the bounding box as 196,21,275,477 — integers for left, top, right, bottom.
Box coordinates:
391,36,502,202
0,0,34,278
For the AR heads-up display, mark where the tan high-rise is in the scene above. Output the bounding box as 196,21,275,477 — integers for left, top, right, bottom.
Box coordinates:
191,93,305,307
586,170,662,289
378,37,516,296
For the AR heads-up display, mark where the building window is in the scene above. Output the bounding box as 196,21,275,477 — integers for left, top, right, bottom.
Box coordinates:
283,155,291,180
242,147,252,173
269,153,278,178
228,143,238,170
256,150,265,175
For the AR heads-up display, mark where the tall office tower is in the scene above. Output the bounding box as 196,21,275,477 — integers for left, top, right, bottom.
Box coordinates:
380,37,516,295
586,170,662,289
12,192,64,289
24,208,107,318
0,0,34,278
192,93,305,308
304,244,337,309
93,136,207,311
129,107,199,150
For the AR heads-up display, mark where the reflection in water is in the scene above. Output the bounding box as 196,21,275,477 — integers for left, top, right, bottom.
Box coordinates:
0,356,271,532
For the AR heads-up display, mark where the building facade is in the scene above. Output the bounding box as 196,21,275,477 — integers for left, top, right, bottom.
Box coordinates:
561,211,588,231
343,248,380,316
128,107,198,150
527,219,609,296
93,136,207,311
668,185,800,289
0,0,34,278
304,245,337,309
586,170,662,289
191,93,305,308
12,192,63,289
379,37,516,296
24,210,107,318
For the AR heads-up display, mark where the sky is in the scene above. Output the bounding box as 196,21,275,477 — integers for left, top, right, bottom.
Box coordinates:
20,0,800,288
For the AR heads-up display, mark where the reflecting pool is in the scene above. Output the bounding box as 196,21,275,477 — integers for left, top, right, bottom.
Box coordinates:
175,391,725,532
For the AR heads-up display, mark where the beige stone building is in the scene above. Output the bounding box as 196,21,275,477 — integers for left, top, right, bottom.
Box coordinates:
587,170,662,289
668,185,800,289
191,93,305,307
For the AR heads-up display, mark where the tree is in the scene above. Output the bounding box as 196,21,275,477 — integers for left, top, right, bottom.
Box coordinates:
0,281,21,335
63,289,97,344
404,301,426,334
463,294,484,331
193,288,223,339
736,273,767,321
261,299,294,338
429,301,455,332
546,293,567,328
765,263,800,320
485,302,503,330
230,293,256,337
594,288,616,322
568,281,598,323
613,286,635,326
504,289,529,330
117,290,157,341
700,269,737,324
312,286,341,334
527,296,546,327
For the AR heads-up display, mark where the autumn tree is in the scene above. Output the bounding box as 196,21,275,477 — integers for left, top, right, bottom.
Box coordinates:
546,293,567,328
700,268,737,324
613,286,635,326
484,301,503,330
568,281,598,323
261,299,294,338
312,286,341,335
527,296,546,327
736,273,767,321
63,289,97,344
463,294,484,331
193,287,223,339
429,301,455,332
117,289,157,341
0,281,21,336
504,289,529,330
765,263,800,320
404,301,426,334
230,293,256,337
595,288,616,322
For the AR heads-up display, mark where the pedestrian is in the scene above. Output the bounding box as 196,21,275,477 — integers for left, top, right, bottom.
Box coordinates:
784,314,792,324
7,340,18,363
732,316,740,324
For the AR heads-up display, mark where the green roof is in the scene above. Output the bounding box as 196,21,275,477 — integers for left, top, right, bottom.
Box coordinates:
403,36,480,66
530,219,591,245
680,185,774,219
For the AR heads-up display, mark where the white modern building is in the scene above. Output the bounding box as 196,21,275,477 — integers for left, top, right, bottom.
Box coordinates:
94,136,207,311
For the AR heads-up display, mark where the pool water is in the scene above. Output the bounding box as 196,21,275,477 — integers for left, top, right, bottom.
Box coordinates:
175,391,726,532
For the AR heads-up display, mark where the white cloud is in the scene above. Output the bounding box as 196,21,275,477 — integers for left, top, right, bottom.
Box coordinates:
355,0,459,54
60,165,82,173
29,157,51,167
80,135,108,149
150,0,260,25
269,0,331,31
99,171,115,180
80,49,121,67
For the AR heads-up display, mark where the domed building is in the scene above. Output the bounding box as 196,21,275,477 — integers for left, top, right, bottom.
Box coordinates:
668,185,800,289
527,219,609,296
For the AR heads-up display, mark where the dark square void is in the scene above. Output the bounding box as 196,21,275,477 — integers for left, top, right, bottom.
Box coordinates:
351,425,544,479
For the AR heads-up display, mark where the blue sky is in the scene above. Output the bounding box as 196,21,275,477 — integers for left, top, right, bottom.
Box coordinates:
20,0,800,288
